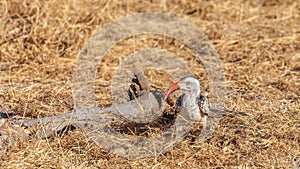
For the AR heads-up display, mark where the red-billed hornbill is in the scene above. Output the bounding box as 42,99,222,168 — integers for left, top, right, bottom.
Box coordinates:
164,76,209,126
164,76,248,125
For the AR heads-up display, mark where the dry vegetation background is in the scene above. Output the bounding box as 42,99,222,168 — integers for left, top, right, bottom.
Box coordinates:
0,0,299,168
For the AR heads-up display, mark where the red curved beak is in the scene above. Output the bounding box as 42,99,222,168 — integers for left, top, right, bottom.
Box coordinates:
164,81,179,101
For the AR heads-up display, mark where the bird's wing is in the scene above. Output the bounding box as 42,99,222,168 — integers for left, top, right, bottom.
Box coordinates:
197,94,210,118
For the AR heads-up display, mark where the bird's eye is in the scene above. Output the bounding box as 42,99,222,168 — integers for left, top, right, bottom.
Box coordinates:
186,82,191,86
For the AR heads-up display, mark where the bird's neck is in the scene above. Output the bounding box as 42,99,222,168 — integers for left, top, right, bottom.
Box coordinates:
182,93,201,121
182,92,199,109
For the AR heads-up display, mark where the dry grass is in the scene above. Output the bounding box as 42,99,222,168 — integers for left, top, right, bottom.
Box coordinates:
0,0,299,168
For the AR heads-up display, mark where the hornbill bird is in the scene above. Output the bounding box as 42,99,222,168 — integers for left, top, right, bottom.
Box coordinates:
164,76,247,128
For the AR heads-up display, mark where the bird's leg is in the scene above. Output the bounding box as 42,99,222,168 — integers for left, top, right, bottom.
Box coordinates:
128,70,151,100
134,70,151,91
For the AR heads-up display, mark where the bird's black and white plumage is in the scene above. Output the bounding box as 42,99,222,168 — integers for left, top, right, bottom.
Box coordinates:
164,76,248,122
164,76,209,125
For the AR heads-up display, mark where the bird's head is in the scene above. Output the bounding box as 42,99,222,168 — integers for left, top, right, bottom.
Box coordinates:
164,76,201,101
